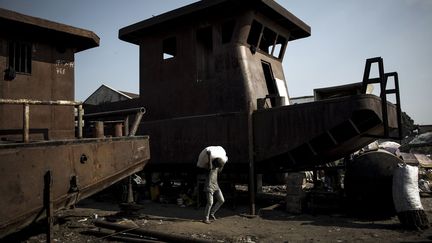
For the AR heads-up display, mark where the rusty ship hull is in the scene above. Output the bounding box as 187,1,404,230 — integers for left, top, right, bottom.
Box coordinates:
135,94,397,173
0,136,150,238
253,94,399,171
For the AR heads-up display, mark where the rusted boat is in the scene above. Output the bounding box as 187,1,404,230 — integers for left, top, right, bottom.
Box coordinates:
87,0,401,173
0,9,150,237
0,134,149,237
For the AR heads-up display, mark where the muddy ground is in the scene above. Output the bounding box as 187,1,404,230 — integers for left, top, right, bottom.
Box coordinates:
4,189,432,243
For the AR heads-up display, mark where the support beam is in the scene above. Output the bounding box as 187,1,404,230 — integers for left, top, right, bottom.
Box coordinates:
23,104,29,143
247,104,255,215
44,171,53,243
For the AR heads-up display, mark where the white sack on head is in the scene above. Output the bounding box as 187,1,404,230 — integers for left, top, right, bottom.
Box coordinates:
196,146,228,169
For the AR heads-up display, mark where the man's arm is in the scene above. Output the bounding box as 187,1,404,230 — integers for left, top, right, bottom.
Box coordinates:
207,150,213,170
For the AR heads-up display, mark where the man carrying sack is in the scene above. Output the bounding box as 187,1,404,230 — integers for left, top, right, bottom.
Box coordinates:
197,146,228,224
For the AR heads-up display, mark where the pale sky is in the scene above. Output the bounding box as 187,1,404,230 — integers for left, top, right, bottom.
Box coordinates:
1,0,431,124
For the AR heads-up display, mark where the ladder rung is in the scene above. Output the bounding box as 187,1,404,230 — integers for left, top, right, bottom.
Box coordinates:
363,77,381,84
386,89,397,94
367,57,382,63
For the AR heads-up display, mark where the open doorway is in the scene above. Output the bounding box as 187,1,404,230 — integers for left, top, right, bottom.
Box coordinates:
261,61,278,106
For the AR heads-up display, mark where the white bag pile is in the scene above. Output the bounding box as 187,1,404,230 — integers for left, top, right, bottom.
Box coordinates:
392,163,429,230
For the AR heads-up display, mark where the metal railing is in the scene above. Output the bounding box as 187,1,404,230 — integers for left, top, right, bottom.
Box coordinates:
361,57,403,140
83,107,146,137
0,99,146,143
0,98,83,143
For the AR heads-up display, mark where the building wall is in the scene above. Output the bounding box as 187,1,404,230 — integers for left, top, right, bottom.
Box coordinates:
0,37,75,141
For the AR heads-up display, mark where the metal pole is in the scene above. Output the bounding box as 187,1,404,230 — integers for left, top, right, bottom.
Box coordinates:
127,176,134,203
0,98,81,106
124,116,130,136
115,123,123,137
23,104,29,143
247,103,255,215
129,112,144,136
378,59,389,137
94,121,104,138
44,171,53,243
83,107,145,119
77,105,83,139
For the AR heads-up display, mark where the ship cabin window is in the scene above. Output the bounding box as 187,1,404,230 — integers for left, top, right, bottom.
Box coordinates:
259,27,277,55
9,41,32,74
271,35,287,59
247,20,262,46
221,20,236,44
247,20,287,59
163,37,176,60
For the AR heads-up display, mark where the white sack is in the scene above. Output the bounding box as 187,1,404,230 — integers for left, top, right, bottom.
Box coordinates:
196,146,228,169
392,164,423,212
379,141,401,155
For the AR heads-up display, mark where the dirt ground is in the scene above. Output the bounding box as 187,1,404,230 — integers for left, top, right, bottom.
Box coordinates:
5,187,432,243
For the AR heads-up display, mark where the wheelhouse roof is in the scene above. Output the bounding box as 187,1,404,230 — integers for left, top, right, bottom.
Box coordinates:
119,0,311,45
0,8,99,52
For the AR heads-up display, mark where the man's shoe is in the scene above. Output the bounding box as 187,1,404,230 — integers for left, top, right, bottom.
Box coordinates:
210,214,217,220
203,219,211,224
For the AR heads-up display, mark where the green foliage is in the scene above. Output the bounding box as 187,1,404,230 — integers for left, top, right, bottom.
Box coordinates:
401,111,418,145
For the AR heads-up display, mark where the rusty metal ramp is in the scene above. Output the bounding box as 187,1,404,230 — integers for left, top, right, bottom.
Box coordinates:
253,94,399,171
253,57,402,172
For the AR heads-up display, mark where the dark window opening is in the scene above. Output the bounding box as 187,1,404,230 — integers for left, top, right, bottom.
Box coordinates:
262,61,278,106
197,27,213,51
259,27,277,55
9,41,32,74
247,20,288,59
247,20,262,46
222,20,236,44
271,35,287,58
163,37,176,60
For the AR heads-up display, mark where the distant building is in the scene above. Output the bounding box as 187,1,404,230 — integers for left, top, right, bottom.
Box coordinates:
84,84,139,106
419,125,432,134
290,96,314,104
0,8,99,140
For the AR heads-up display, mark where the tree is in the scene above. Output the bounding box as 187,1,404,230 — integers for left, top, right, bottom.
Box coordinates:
401,111,418,145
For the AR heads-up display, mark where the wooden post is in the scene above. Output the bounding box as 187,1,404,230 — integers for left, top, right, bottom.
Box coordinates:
77,105,83,139
44,171,53,243
23,104,29,143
